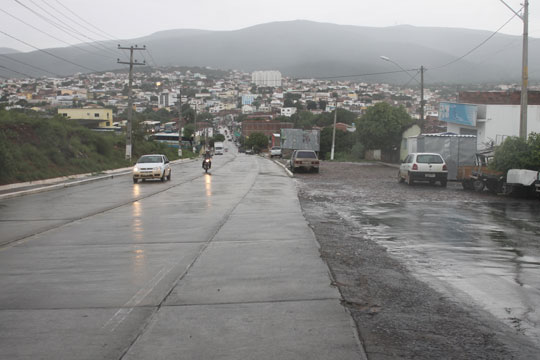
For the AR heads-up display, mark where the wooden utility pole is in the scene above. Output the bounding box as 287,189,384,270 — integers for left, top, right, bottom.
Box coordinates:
520,0,529,139
420,65,425,123
500,0,529,138
117,45,146,160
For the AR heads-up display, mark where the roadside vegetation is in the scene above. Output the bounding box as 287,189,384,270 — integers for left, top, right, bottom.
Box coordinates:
0,110,181,185
491,133,540,174
270,102,413,161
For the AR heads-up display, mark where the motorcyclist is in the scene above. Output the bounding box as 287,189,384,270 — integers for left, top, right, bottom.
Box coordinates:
202,150,212,169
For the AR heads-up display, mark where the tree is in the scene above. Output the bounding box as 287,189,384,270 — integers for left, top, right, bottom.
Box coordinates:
319,127,357,159
284,98,295,108
214,133,225,142
291,111,315,129
245,132,269,153
306,100,317,110
318,100,327,110
183,123,195,139
491,133,540,174
356,102,414,151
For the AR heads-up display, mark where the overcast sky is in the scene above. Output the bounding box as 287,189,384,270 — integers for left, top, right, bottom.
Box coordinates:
1,0,538,52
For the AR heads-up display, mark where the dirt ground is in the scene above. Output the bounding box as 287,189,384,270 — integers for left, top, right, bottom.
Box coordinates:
294,161,540,360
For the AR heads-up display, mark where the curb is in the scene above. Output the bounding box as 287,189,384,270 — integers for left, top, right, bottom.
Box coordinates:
272,158,294,178
0,158,195,201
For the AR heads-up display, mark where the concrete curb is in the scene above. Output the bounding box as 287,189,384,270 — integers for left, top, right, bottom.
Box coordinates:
271,158,294,177
0,158,195,200
377,161,400,169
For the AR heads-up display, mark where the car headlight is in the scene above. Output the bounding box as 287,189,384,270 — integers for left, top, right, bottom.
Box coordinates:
133,166,139,172
153,167,160,171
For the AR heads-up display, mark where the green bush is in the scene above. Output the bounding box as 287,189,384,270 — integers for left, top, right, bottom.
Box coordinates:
491,135,538,174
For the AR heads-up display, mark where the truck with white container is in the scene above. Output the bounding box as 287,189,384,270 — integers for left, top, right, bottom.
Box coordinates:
214,141,224,155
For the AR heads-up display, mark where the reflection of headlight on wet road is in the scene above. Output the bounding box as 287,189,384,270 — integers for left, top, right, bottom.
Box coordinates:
205,175,212,197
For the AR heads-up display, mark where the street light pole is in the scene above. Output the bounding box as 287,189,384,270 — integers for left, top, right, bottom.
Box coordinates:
330,98,337,160
380,56,425,123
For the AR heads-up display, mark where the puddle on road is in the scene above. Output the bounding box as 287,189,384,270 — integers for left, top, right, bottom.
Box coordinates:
334,200,540,344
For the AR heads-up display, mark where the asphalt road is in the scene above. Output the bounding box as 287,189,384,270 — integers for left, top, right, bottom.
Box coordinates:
296,161,540,359
0,150,364,360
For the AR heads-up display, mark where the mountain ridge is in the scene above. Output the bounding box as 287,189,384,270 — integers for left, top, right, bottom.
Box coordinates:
0,20,536,84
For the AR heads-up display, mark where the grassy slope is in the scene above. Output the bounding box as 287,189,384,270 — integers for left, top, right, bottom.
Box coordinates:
0,110,181,185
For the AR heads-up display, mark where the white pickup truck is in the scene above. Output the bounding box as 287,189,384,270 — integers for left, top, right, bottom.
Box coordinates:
506,169,540,197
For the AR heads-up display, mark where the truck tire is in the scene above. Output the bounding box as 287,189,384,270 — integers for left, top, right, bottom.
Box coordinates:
473,180,485,192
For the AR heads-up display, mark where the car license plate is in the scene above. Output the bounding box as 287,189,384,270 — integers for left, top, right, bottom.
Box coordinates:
425,174,435,178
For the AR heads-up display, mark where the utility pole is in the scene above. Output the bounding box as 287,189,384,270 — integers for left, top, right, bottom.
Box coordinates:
500,0,528,138
176,86,182,156
117,45,145,160
193,105,197,154
520,0,529,139
420,65,425,123
330,97,337,161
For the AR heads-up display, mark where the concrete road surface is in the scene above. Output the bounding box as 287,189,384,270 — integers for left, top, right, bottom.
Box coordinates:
0,152,364,359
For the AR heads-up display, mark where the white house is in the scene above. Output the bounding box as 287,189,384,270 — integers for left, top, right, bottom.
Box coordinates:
441,91,540,150
280,107,297,117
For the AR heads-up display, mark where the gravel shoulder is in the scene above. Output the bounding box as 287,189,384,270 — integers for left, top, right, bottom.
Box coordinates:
295,161,540,360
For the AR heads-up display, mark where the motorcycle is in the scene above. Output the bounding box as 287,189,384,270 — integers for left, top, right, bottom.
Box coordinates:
203,158,211,173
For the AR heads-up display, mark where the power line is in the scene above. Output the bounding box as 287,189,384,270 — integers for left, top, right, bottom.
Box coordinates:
0,29,98,72
15,0,120,58
0,8,115,59
0,54,59,76
306,68,420,80
41,0,115,43
46,0,129,62
429,10,521,70
0,64,35,78
52,0,119,41
145,48,159,67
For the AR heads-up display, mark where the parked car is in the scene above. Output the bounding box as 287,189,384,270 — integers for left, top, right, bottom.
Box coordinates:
289,150,320,173
398,152,448,186
270,146,282,158
133,154,171,183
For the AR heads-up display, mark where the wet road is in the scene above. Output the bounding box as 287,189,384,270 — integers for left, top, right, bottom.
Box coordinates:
296,162,540,348
349,200,540,343
0,150,363,360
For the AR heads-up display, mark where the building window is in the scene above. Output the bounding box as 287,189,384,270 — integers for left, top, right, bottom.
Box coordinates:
95,113,100,117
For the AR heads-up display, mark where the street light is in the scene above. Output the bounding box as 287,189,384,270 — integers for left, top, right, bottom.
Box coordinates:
380,56,425,123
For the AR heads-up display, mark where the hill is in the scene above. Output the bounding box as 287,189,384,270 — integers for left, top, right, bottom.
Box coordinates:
1,20,537,84
0,110,180,185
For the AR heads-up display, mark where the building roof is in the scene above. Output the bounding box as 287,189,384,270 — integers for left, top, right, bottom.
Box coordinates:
458,91,540,105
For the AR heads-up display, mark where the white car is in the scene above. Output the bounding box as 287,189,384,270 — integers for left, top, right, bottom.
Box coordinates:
133,154,171,183
398,153,448,187
270,146,282,158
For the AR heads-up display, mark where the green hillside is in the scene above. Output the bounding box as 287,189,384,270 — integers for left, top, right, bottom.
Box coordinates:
0,110,180,185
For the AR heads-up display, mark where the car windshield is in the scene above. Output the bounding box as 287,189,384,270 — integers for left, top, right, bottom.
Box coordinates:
272,147,280,150
297,151,317,159
416,155,443,164
137,155,162,163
